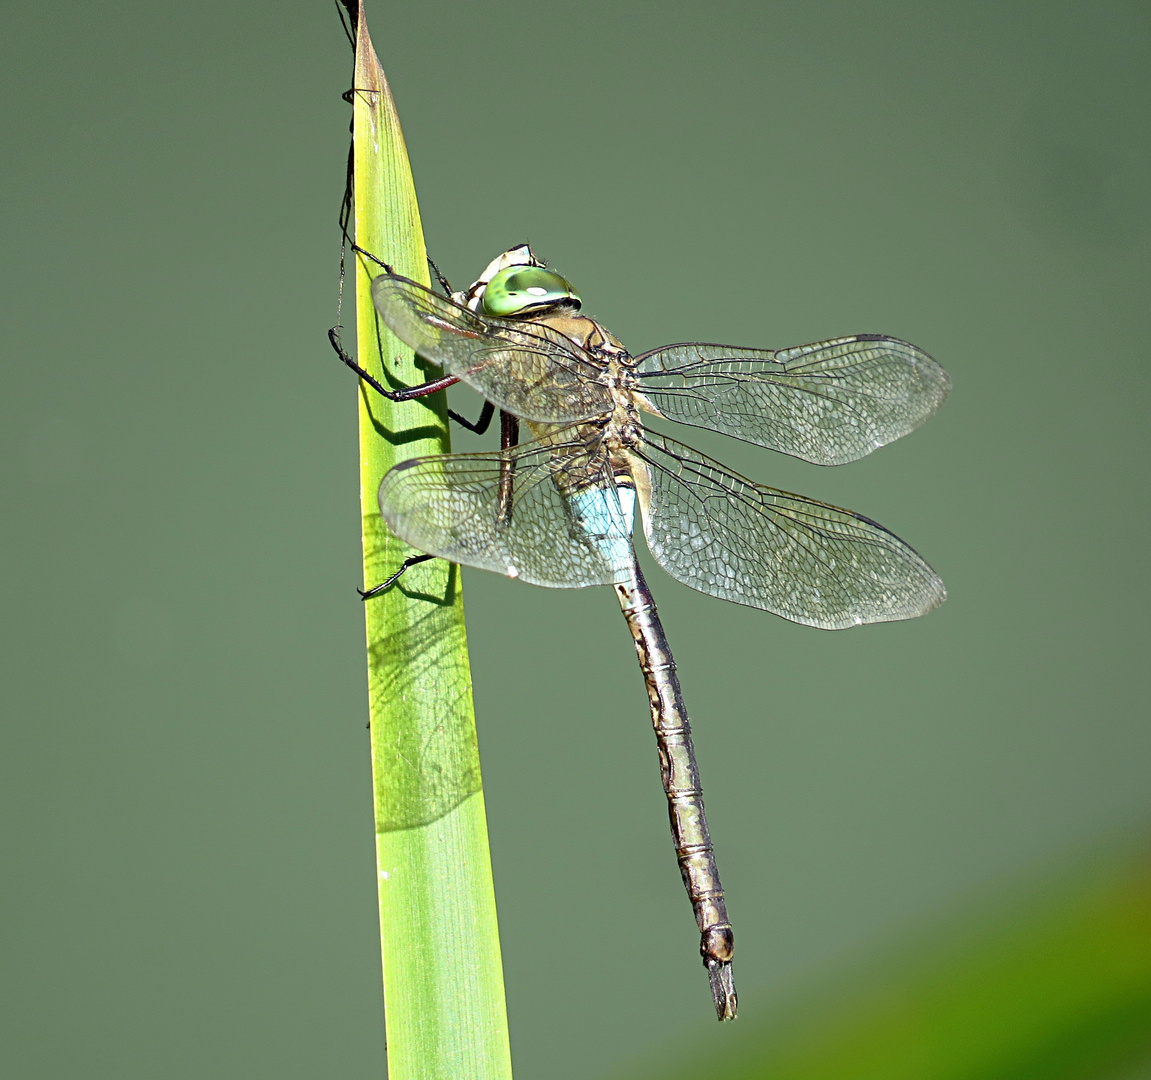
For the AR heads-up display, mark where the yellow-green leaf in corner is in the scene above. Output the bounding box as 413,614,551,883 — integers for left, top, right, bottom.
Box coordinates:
346,4,512,1077
615,833,1151,1080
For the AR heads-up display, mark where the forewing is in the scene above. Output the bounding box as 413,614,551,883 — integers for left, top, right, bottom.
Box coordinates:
633,336,949,465
372,274,613,422
378,428,632,588
631,430,945,628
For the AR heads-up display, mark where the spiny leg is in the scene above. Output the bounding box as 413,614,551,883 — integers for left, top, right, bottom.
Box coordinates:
449,399,496,435
426,253,453,297
328,245,465,404
359,553,437,600
496,411,520,526
327,324,460,402
350,242,452,296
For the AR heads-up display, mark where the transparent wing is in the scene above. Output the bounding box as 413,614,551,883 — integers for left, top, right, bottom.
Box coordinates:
372,274,613,422
378,427,633,588
633,335,949,465
630,430,945,628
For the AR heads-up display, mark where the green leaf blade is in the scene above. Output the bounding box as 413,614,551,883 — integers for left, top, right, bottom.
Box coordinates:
349,6,512,1077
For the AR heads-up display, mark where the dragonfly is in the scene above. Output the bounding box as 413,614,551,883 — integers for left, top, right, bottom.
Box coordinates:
334,244,949,1020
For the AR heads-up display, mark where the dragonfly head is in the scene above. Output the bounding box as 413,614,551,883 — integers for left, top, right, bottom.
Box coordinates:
454,244,582,317
482,265,582,317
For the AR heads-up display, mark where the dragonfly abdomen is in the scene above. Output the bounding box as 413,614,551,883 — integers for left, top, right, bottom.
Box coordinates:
615,560,738,1021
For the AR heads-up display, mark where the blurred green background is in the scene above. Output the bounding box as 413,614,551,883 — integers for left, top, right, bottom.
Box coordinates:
1,1,1148,1077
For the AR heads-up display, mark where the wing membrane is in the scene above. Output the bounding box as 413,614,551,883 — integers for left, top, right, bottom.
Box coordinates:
630,430,945,628
633,336,949,465
378,427,632,588
372,274,613,422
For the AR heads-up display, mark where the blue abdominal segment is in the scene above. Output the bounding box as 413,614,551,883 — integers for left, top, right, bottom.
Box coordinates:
571,485,637,573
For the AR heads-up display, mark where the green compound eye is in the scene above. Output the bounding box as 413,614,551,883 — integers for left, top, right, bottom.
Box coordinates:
481,266,581,317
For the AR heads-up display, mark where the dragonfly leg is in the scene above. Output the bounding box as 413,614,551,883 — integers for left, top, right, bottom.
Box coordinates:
327,325,460,401
448,399,496,434
348,241,394,274
350,243,453,298
426,253,454,297
500,411,520,451
336,244,469,401
359,553,436,600
330,320,503,436
349,236,455,298
496,411,521,526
